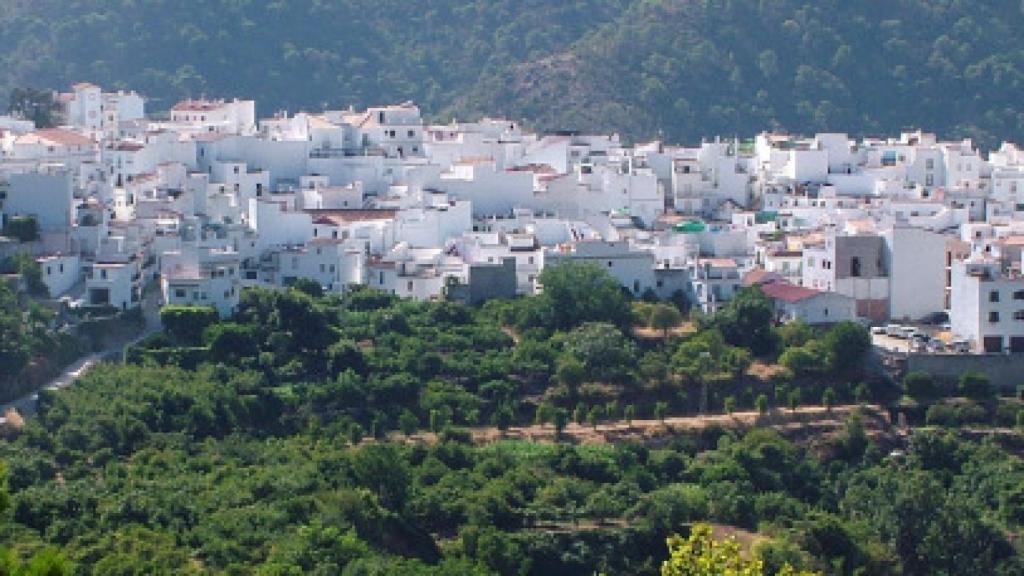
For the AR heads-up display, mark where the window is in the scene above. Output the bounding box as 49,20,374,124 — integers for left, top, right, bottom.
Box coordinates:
174,289,186,298
925,158,934,170
407,130,415,138
989,311,1000,323
100,269,107,279
990,290,1000,303
1014,290,1024,300
406,280,413,291
1015,310,1024,321
607,261,613,268
850,256,861,278
233,166,239,174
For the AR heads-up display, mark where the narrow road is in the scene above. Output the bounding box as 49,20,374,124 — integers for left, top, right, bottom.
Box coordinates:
0,287,162,423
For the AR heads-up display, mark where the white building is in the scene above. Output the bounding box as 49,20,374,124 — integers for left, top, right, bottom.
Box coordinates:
59,82,145,138
161,247,242,317
0,167,74,232
759,280,857,325
950,258,1024,353
169,99,257,135
5,128,98,170
883,225,948,321
37,253,81,297
544,240,657,298
86,257,139,310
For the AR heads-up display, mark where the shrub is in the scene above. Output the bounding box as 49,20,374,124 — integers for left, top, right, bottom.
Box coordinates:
2,216,39,242
160,305,218,345
904,371,939,402
959,371,995,402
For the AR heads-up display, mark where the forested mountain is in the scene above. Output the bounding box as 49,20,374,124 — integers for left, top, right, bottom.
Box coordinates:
3,1,1024,145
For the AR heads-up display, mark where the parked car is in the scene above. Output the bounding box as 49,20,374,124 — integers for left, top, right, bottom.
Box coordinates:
870,326,887,335
920,311,949,325
949,339,970,353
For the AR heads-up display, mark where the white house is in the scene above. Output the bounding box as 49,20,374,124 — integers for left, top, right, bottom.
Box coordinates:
544,240,657,297
758,280,856,325
690,257,742,314
0,167,74,232
86,257,139,310
950,257,1024,353
883,225,948,321
36,253,81,297
6,128,97,170
170,99,256,135
161,247,242,317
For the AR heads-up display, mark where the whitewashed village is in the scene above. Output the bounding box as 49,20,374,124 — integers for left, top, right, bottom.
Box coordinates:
3,82,1024,375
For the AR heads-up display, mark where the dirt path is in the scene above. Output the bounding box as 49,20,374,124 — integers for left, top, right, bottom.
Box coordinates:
392,405,892,447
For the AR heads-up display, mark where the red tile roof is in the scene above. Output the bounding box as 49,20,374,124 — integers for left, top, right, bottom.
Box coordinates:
22,128,94,146
742,269,784,287
172,99,225,112
698,258,738,268
307,209,397,225
759,281,821,303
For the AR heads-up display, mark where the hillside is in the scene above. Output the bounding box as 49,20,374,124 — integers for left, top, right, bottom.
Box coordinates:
4,1,1024,145
460,0,1024,146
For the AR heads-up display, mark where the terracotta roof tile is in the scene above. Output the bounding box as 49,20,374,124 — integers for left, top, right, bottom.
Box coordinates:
759,281,821,303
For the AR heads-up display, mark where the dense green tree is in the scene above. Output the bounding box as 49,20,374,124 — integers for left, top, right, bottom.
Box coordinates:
290,277,324,298
7,252,47,296
715,288,779,356
959,371,995,402
649,303,683,339
204,322,259,362
903,371,939,403
531,263,632,330
399,409,419,437
562,322,637,383
160,305,218,345
7,88,60,128
2,218,39,243
351,443,411,512
756,394,769,415
822,322,871,377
